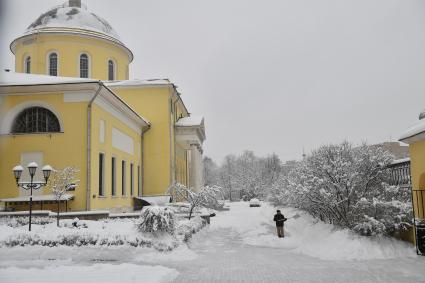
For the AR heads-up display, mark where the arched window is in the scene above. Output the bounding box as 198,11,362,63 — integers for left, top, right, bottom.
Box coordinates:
80,54,89,78
12,107,61,134
48,53,58,76
108,60,115,81
24,56,31,74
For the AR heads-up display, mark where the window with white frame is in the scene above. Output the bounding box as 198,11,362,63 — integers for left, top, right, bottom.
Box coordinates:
138,165,141,196
130,163,134,196
48,53,58,76
111,157,116,196
108,60,115,81
99,153,105,196
24,56,31,74
80,54,89,78
122,160,126,196
12,107,60,134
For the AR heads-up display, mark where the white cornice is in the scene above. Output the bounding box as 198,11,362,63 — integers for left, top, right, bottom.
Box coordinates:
10,30,133,62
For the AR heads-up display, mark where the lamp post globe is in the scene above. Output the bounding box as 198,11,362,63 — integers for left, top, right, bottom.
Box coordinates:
27,162,38,177
42,165,53,182
12,165,23,183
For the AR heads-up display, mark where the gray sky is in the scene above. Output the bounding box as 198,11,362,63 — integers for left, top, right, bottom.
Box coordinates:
2,0,425,163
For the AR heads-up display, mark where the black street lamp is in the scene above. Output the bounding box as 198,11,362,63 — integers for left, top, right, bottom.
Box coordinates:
13,162,52,231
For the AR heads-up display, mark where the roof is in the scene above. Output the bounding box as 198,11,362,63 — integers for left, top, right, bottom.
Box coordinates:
0,194,74,202
134,195,171,205
10,1,133,61
391,157,410,165
105,79,173,88
0,71,98,86
399,119,425,143
0,72,150,129
26,2,120,40
176,116,204,127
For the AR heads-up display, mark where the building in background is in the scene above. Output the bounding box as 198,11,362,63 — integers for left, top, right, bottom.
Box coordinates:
0,0,205,212
400,111,425,254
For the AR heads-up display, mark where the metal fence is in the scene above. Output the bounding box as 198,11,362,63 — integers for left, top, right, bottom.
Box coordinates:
412,189,425,255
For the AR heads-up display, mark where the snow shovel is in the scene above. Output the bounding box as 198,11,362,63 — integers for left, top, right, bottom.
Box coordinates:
287,213,300,220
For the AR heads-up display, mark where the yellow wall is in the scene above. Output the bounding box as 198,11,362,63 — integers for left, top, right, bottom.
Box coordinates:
0,89,143,212
89,103,142,211
409,141,425,220
13,34,130,80
0,92,88,211
111,86,172,196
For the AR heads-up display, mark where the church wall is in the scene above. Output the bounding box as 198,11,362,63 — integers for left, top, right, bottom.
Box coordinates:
14,34,130,80
0,92,88,211
88,103,142,212
110,86,172,196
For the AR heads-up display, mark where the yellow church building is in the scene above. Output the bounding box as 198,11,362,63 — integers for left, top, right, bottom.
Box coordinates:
0,0,206,212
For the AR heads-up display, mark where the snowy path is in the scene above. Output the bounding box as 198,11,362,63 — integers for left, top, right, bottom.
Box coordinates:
166,202,425,283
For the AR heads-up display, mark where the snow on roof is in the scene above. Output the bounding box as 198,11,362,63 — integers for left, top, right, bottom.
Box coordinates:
135,195,171,205
175,116,204,127
105,79,172,88
0,194,74,202
0,71,97,86
399,118,425,142
391,157,410,165
25,2,120,40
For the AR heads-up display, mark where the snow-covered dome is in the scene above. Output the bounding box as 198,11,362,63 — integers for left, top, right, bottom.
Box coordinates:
25,1,121,41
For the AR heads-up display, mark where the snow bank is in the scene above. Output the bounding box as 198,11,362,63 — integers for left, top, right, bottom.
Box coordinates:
212,202,416,261
0,216,206,251
0,263,178,283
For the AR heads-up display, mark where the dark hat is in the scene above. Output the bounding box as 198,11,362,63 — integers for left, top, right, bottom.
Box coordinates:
277,210,281,212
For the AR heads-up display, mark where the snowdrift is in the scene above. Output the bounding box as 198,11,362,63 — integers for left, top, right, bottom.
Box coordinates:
211,202,416,261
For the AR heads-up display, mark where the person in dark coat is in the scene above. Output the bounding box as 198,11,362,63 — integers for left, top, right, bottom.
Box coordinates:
273,210,287,238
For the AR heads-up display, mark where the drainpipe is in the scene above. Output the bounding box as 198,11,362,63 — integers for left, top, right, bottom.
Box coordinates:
86,83,102,211
140,125,150,197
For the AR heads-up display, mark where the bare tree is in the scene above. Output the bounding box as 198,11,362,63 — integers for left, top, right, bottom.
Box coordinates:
48,167,79,227
168,183,222,219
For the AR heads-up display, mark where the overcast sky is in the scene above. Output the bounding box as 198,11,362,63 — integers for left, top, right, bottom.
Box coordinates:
2,0,425,163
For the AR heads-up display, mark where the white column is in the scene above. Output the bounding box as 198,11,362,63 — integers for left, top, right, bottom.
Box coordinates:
190,144,203,191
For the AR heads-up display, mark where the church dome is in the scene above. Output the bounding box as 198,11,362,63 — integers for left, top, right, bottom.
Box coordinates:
25,1,121,42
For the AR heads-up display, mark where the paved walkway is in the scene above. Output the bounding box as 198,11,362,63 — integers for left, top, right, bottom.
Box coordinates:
168,224,424,283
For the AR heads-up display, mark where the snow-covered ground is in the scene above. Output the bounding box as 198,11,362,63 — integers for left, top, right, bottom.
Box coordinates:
0,202,424,283
211,202,415,260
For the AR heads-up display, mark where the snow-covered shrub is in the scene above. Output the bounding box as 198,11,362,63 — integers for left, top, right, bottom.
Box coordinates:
0,217,54,227
136,206,175,235
269,141,413,236
176,216,207,242
353,216,386,236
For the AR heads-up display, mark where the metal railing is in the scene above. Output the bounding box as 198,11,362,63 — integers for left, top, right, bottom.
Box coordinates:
412,189,425,255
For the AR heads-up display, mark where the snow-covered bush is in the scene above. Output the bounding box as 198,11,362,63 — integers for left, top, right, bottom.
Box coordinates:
176,216,207,242
270,141,413,236
0,217,53,227
168,183,222,219
353,215,387,236
136,206,175,235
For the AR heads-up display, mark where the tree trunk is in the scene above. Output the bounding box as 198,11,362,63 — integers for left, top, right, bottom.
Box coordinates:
188,205,195,220
57,200,60,227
